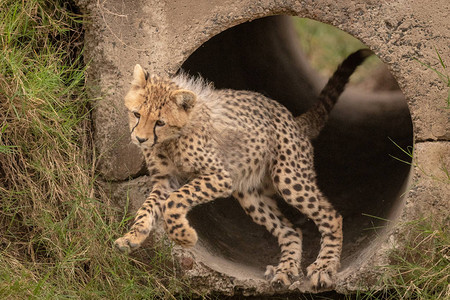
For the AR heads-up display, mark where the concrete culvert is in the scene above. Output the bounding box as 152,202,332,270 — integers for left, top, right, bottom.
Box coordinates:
78,0,449,296
177,16,412,294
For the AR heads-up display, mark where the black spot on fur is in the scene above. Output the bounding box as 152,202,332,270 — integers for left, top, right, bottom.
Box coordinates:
293,184,302,191
282,189,291,196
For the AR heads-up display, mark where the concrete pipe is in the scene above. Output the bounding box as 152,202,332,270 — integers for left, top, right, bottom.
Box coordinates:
77,0,449,295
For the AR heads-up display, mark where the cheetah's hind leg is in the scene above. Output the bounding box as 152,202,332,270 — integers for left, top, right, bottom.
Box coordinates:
270,141,343,290
234,192,303,290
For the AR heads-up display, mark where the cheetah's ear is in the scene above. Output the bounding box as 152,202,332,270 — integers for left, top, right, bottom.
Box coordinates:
172,89,196,111
132,64,148,87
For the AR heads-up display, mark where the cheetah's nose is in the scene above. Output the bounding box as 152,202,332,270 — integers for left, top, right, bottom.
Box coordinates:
136,136,148,144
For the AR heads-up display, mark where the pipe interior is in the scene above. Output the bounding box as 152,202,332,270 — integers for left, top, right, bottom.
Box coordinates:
180,16,413,279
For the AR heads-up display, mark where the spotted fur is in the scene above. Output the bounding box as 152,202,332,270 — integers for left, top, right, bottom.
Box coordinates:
114,49,372,290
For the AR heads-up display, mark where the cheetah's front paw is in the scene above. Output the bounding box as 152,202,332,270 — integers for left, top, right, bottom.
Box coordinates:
114,230,149,254
306,259,339,290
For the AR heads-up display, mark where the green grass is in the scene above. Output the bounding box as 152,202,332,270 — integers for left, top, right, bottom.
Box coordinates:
389,137,450,184
414,48,450,109
0,0,185,298
364,218,450,300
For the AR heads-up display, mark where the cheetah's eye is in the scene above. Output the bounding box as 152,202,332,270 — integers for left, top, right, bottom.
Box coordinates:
133,111,141,118
155,120,165,126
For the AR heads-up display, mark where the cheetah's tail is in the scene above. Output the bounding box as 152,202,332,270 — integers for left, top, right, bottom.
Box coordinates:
296,48,373,139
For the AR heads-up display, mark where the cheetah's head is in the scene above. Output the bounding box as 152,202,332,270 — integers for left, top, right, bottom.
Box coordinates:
124,64,196,148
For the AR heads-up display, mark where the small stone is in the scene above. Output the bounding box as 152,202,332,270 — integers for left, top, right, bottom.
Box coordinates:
181,256,194,270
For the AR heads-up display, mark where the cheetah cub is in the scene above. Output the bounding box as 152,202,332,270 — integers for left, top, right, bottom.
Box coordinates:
115,49,372,289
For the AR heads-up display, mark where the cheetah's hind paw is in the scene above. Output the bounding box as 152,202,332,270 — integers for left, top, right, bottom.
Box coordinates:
264,265,300,290
264,265,275,281
306,261,338,290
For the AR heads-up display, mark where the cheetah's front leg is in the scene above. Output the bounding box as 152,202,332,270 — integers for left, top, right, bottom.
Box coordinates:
163,173,232,247
114,185,170,253
115,149,177,253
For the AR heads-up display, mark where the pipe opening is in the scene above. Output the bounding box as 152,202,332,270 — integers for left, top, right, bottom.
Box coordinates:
180,15,413,282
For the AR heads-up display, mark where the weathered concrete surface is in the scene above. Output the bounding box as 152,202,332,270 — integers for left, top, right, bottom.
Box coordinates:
404,142,450,223
77,0,449,295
